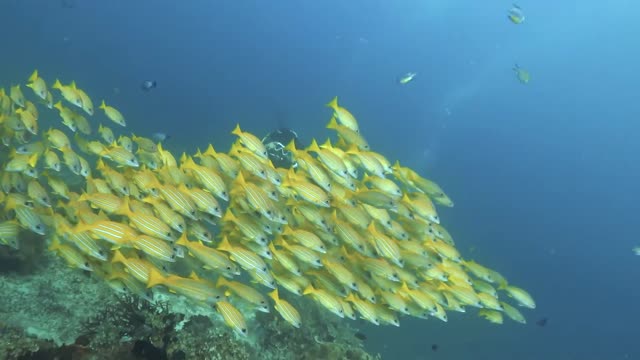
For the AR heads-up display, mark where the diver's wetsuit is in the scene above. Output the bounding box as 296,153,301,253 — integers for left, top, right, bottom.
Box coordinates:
261,128,303,169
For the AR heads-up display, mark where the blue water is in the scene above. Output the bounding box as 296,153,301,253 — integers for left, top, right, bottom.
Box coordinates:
2,1,639,359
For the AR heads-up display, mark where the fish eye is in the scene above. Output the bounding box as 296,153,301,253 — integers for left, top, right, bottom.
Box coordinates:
226,266,231,271
261,267,267,272
260,171,265,175
241,328,247,334
214,207,220,212
84,261,90,268
216,295,221,299
99,250,105,256
266,210,272,215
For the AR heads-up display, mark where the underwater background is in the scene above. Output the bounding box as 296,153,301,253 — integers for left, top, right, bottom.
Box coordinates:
1,0,639,359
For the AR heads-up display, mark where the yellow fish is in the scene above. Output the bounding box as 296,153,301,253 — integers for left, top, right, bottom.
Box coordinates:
175,232,240,277
479,309,503,324
72,83,94,116
52,79,83,108
218,236,268,274
269,289,301,328
282,169,331,208
9,84,25,107
215,300,248,337
54,101,77,132
147,268,224,305
500,284,536,309
327,116,369,150
49,236,92,271
217,277,269,313
326,96,359,133
231,124,268,159
15,108,38,135
303,284,345,318
100,145,139,168
26,70,48,100
513,64,530,84
508,4,525,24
99,100,126,127
397,72,417,85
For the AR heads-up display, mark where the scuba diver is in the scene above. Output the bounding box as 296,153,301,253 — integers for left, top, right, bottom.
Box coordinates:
261,128,303,169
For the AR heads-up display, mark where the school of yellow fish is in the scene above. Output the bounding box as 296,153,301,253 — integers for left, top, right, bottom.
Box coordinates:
0,70,535,337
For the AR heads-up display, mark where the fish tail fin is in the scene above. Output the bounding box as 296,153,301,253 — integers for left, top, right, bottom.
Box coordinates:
281,225,293,236
497,279,509,290
48,235,62,252
231,124,242,136
175,231,189,247
268,288,279,301
204,144,217,157
111,249,127,264
326,96,338,110
218,236,233,252
222,208,237,223
28,70,38,83
216,276,228,288
307,139,321,153
326,116,339,130
99,100,107,110
115,196,132,216
28,153,39,168
285,139,298,154
234,171,246,186
303,284,315,295
96,158,106,171
146,267,166,288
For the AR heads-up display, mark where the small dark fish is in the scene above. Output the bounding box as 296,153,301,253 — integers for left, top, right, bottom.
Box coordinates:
354,332,367,341
152,132,170,143
431,344,438,352
141,80,157,92
536,317,548,327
